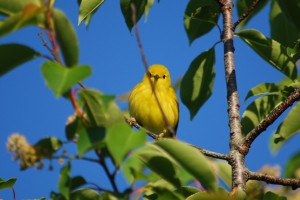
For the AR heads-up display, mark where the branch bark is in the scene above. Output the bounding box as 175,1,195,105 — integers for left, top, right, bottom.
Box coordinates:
219,0,247,191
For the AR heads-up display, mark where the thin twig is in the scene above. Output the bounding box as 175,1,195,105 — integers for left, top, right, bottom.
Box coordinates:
38,32,56,59
125,117,159,140
190,144,229,160
51,155,100,163
232,0,260,31
248,170,300,189
242,88,300,155
130,3,176,137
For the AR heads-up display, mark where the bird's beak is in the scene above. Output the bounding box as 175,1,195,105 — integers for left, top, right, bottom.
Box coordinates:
154,74,160,80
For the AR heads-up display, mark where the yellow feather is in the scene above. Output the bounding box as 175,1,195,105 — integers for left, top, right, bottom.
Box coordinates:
128,64,179,137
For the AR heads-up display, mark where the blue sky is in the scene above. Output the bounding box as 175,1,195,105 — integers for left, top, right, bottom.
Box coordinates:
1,0,299,199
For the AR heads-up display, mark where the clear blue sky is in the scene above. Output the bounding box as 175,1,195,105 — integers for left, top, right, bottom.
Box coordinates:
1,1,299,199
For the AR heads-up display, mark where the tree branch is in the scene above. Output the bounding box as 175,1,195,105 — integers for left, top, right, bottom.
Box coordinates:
242,88,300,155
248,170,300,189
219,0,246,191
190,144,229,160
232,0,260,31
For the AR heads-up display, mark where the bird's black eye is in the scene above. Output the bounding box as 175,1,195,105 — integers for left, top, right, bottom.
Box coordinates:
163,75,166,79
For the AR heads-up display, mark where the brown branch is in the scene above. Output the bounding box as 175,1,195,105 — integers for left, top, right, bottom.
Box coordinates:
242,88,300,155
232,0,260,31
248,170,300,189
190,144,229,160
125,117,159,140
219,0,246,191
130,3,176,137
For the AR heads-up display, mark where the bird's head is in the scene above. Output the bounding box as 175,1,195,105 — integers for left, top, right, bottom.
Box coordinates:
143,64,172,88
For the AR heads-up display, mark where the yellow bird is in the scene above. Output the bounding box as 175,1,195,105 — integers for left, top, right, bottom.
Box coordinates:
128,64,179,137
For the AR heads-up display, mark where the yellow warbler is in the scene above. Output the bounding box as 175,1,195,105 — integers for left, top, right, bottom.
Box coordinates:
128,64,179,137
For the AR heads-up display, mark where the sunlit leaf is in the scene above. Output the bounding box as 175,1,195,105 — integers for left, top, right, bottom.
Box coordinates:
0,44,40,76
242,95,283,135
0,0,42,16
53,9,79,67
122,155,148,184
236,0,268,30
236,29,297,80
59,162,71,199
215,160,232,188
0,3,45,36
184,0,219,44
106,123,146,165
270,102,300,151
0,178,17,190
262,191,287,200
77,126,106,156
78,89,124,127
180,48,215,120
41,61,92,97
78,0,104,26
155,139,217,190
270,0,299,48
120,0,147,31
34,137,63,158
144,180,185,200
70,188,101,200
186,190,234,200
244,83,283,102
284,151,300,179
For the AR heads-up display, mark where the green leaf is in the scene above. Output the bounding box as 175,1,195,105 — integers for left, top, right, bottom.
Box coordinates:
0,178,17,190
186,190,234,200
78,0,104,26
184,0,220,44
65,115,82,141
144,180,185,200
176,186,201,198
70,176,87,191
276,0,300,32
41,61,92,97
59,162,71,199
0,3,45,37
241,95,282,135
284,151,300,179
236,0,268,30
53,9,79,67
270,102,300,151
236,29,297,80
215,160,232,188
135,144,183,187
77,126,106,156
34,137,63,158
122,155,148,184
70,188,101,200
120,0,147,31
0,0,43,16
78,89,124,127
0,44,40,76
180,48,215,120
155,139,217,191
244,83,283,102
270,0,299,48
106,123,146,165
262,191,287,200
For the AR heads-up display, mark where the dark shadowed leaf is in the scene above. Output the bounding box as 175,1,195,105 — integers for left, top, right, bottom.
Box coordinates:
65,115,82,141
70,188,101,200
155,139,217,191
0,44,40,76
41,61,91,97
236,29,297,80
59,162,71,199
180,48,215,120
106,123,146,165
78,89,124,127
284,151,300,179
120,0,147,31
176,186,201,198
70,176,87,191
186,190,234,200
34,137,63,158
236,0,268,30
0,178,17,190
276,0,300,32
270,102,300,152
270,0,299,48
184,0,219,44
77,126,106,156
53,9,79,67
78,0,104,26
